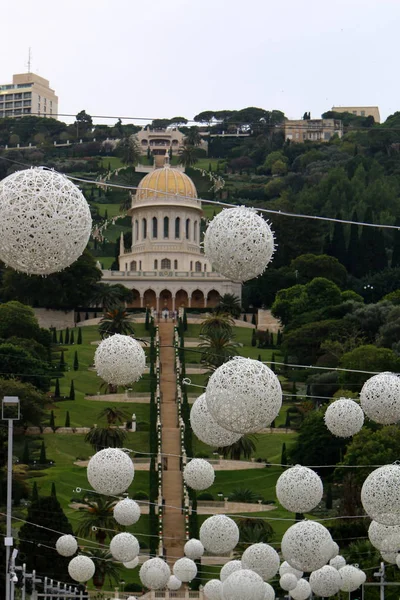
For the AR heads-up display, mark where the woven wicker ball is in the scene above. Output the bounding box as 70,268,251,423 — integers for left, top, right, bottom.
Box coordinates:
139,558,171,590
309,565,341,597
87,448,134,496
280,574,298,591
339,566,365,592
123,557,139,569
263,582,276,600
94,334,146,386
183,459,215,491
324,398,364,437
241,543,280,581
281,521,333,572
329,555,346,570
173,558,197,582
184,538,204,560
368,520,400,549
279,562,303,580
204,579,223,600
167,576,182,591
380,534,400,564
200,515,239,555
276,465,323,513
361,464,400,525
113,498,141,526
56,534,77,557
110,533,140,562
68,556,96,583
360,372,400,425
190,394,242,447
289,579,312,600
220,560,242,582
222,569,266,600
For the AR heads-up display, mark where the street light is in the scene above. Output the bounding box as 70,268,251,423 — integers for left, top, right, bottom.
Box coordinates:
2,396,20,600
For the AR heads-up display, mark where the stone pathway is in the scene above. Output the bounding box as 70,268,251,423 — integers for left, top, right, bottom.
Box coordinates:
257,309,281,333
159,323,185,559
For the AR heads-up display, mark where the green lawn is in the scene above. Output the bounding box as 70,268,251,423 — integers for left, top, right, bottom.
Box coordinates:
194,158,221,172
93,203,126,218
101,157,124,170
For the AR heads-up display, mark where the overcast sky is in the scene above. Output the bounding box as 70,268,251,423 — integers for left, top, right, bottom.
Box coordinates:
1,0,398,125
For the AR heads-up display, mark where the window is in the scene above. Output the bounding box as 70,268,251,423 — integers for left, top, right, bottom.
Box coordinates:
161,258,171,269
142,218,147,239
195,261,202,272
361,110,366,116
154,259,158,269
186,218,190,239
190,261,193,270
194,221,198,242
204,264,207,271
23,92,31,98
130,260,137,271
175,217,180,239
163,216,169,238
174,260,178,269
152,217,158,238
135,220,139,241
139,260,142,270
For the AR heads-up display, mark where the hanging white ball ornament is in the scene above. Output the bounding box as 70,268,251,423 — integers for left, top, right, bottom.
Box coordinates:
113,498,141,526
360,372,400,425
204,206,275,282
380,534,400,564
396,554,400,569
263,582,276,600
309,565,341,597
324,398,364,437
56,535,77,557
329,541,340,560
280,574,298,591
276,465,323,513
167,576,182,591
368,521,400,549
281,520,333,572
279,562,303,580
190,394,242,447
173,558,197,582
123,557,139,569
68,556,96,583
361,464,400,525
339,566,364,592
87,448,134,496
0,168,92,275
289,579,311,600
94,334,146,386
204,579,223,600
184,538,204,560
200,515,239,555
206,358,282,434
110,533,140,563
139,557,171,590
220,560,242,582
241,543,280,581
222,569,266,600
183,459,215,491
329,555,346,570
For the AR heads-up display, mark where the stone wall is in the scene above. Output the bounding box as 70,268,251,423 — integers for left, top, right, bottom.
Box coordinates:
33,308,75,330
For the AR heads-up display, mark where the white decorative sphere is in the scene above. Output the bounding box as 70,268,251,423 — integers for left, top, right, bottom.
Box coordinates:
380,534,400,564
281,521,333,572
110,532,140,562
206,358,282,434
329,555,346,569
360,372,400,425
241,543,280,581
276,465,323,513
184,538,204,560
94,334,146,386
190,394,242,447
280,574,298,591
123,557,139,569
167,576,182,591
396,554,400,569
324,398,364,437
204,207,275,282
173,558,197,582
139,557,171,590
339,566,364,592
361,464,400,524
200,515,239,554
310,565,341,597
279,562,303,580
222,569,266,600
113,498,141,526
87,448,134,495
329,541,339,560
0,168,92,275
204,579,223,600
68,555,96,583
263,582,276,600
289,579,311,600
183,459,215,491
56,534,77,557
368,521,400,549
220,560,242,582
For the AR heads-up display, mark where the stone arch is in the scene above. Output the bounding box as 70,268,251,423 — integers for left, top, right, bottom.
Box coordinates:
128,288,141,308
129,260,137,271
191,289,205,308
160,289,173,310
175,289,189,308
207,289,220,308
144,289,156,309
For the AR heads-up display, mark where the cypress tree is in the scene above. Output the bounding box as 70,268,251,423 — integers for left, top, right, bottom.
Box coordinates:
59,350,66,371
281,442,287,467
31,481,39,503
51,328,57,344
22,440,30,465
285,412,291,428
39,441,47,464
51,482,57,499
77,328,82,345
359,207,387,276
330,212,347,266
59,330,64,344
85,312,89,320
346,209,360,276
70,330,75,344
271,353,276,373
69,380,75,400
326,483,333,509
73,351,79,371
277,331,282,346
49,410,56,432
251,314,257,326
291,381,297,400
65,327,70,344
243,313,247,322
183,310,188,332
283,353,289,375
65,411,71,427
104,209,108,220
76,312,81,323
54,378,60,398
270,332,274,347
251,329,257,347
258,354,262,362
392,218,400,268
145,309,150,330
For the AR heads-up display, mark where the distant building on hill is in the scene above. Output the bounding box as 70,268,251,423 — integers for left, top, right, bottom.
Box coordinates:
331,106,380,123
0,73,58,119
284,118,343,143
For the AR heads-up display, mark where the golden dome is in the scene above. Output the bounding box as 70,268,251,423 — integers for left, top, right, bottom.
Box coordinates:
136,166,197,201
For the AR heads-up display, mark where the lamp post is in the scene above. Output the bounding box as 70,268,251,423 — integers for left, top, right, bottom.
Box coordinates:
2,396,20,600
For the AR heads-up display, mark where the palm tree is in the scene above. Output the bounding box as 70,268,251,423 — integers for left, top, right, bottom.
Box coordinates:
85,547,122,590
97,406,129,425
200,313,235,337
90,283,124,311
216,294,242,319
178,145,198,169
76,494,120,545
98,308,135,338
235,517,274,552
198,329,238,370
185,127,202,146
115,135,141,166
85,424,127,451
218,434,257,460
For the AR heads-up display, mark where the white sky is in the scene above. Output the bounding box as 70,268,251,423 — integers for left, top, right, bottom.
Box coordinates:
1,0,398,124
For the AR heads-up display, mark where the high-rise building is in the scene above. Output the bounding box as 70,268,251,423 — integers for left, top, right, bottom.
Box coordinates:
0,73,58,119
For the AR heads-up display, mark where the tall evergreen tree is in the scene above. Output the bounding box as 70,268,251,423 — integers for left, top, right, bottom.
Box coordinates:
21,440,30,465
392,218,400,268
77,328,82,344
183,310,188,331
73,351,79,371
70,330,75,344
325,483,333,509
54,378,60,398
69,380,75,400
346,210,360,276
65,411,71,427
358,208,387,276
59,330,64,344
251,314,257,326
51,328,57,344
145,309,150,330
59,350,66,371
39,441,47,464
251,329,257,347
49,410,56,432
51,482,57,498
31,481,39,503
65,327,70,344
271,352,276,373
330,213,347,266
281,442,287,467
